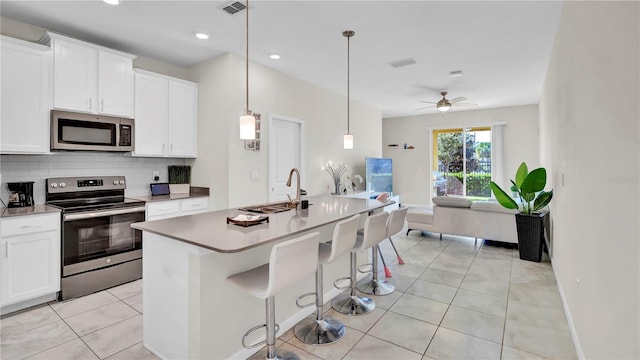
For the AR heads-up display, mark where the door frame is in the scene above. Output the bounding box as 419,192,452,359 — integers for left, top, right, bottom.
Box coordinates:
268,113,305,202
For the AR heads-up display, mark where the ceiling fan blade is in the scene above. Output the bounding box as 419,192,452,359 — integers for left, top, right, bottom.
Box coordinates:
452,102,478,108
450,97,467,103
413,105,435,111
419,100,437,104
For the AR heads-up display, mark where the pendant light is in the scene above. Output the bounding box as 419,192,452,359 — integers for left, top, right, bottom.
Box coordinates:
343,30,354,149
239,0,256,140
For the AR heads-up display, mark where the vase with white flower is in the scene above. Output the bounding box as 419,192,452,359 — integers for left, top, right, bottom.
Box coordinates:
324,162,349,195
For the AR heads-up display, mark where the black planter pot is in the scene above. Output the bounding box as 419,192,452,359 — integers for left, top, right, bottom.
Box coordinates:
515,212,547,262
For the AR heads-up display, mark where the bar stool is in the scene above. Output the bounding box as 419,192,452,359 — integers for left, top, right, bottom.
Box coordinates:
384,206,409,263
294,214,360,345
332,211,389,315
356,210,396,296
227,232,320,360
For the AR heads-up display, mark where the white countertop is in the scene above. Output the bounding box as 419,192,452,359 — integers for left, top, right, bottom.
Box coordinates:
131,194,391,253
0,205,61,218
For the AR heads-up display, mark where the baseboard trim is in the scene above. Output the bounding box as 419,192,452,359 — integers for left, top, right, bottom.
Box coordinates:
551,257,585,359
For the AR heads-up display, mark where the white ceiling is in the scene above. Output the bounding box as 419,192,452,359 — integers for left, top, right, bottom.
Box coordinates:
0,1,563,118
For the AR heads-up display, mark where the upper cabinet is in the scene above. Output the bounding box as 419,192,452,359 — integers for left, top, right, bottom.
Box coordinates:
1,36,51,154
41,32,135,118
134,69,198,158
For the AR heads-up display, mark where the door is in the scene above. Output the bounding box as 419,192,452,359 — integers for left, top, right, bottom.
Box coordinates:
1,231,60,305
168,80,198,157
52,38,97,113
98,50,134,117
269,115,303,202
134,71,169,156
0,37,50,154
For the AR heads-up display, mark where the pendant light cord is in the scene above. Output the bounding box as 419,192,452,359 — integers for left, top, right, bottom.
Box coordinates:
245,0,250,113
347,33,350,134
343,30,354,133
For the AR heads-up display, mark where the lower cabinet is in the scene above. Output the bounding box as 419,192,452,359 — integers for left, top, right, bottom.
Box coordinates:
146,197,209,221
0,213,60,311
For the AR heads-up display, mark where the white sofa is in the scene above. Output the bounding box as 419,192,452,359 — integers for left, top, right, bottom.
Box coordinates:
406,197,519,244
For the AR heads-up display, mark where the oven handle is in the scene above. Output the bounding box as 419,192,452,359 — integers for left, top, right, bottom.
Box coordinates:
63,206,146,221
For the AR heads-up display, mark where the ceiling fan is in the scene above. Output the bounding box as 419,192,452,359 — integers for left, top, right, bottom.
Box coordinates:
414,91,478,112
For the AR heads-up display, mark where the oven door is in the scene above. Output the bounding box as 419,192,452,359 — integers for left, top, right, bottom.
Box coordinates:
62,206,145,277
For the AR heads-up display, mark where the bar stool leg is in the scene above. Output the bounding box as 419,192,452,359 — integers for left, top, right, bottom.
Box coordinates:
332,253,375,315
357,245,395,296
262,296,301,360
294,265,346,344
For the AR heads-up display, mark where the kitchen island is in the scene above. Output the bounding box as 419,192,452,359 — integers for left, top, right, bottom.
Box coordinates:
131,194,392,359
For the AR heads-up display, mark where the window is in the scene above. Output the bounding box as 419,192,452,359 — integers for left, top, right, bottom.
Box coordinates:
432,127,492,199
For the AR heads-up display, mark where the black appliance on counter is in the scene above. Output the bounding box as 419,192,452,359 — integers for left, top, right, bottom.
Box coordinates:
7,181,35,208
46,176,145,300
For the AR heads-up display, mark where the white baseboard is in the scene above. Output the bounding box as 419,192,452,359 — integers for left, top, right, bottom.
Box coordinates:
0,292,57,316
551,257,584,359
229,273,367,359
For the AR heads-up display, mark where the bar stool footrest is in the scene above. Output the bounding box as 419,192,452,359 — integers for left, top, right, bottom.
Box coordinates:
242,323,280,349
333,276,351,290
295,292,317,309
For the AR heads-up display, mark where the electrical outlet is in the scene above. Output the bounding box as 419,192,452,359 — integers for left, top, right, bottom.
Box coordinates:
153,171,160,182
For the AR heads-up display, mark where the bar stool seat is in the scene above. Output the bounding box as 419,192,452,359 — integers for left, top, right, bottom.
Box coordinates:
294,214,360,345
332,211,389,315
227,232,320,360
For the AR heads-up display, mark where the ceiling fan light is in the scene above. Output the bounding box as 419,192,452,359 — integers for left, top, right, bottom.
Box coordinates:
437,99,451,112
344,133,353,149
239,112,256,139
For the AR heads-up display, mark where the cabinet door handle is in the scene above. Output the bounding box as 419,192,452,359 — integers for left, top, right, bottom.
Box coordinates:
101,99,104,112
162,143,165,153
20,224,42,228
5,242,8,258
89,97,92,110
170,144,173,153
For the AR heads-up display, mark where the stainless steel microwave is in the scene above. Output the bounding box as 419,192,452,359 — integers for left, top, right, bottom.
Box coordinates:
51,110,134,152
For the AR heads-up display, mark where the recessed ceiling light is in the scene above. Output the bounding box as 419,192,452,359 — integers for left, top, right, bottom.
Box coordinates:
103,0,120,5
450,70,464,77
269,53,281,60
195,33,210,40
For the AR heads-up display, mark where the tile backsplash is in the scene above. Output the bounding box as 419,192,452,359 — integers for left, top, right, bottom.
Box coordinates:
0,153,188,206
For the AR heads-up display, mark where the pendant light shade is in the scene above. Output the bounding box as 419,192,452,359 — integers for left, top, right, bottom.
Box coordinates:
343,30,355,150
343,133,353,149
239,0,256,140
240,112,255,139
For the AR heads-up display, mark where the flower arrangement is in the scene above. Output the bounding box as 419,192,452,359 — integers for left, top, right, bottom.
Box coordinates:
323,162,349,195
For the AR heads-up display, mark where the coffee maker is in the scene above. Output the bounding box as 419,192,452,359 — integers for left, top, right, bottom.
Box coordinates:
7,182,35,208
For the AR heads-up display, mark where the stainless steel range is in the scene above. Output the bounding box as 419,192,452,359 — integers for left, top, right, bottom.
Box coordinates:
46,176,145,300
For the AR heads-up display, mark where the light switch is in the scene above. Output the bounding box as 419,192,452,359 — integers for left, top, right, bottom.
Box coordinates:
250,169,258,181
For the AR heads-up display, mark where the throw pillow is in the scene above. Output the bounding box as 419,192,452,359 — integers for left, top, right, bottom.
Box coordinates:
432,196,473,208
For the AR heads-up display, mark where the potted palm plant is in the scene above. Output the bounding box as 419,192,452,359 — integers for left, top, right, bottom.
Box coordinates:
490,162,553,262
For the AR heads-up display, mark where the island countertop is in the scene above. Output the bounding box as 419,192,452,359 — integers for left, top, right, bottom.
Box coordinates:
131,194,390,253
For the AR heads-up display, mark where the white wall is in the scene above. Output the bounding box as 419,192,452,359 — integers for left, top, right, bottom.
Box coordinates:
539,2,639,358
187,53,382,209
382,105,539,205
0,17,189,80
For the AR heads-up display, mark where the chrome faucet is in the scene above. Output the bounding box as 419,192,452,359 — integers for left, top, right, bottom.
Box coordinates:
285,168,301,207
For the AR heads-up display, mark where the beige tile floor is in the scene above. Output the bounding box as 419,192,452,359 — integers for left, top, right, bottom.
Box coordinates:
1,230,577,360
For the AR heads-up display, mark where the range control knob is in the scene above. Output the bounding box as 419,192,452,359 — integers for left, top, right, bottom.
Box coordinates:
105,258,112,264
59,182,66,188
113,180,119,185
50,183,58,188
119,180,125,185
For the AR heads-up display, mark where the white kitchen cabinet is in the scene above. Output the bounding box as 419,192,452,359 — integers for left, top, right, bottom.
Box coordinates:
146,197,209,221
0,36,51,154
133,69,198,158
0,213,60,310
41,32,135,118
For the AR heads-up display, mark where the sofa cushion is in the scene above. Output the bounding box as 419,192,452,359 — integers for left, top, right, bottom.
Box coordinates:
432,196,473,208
470,201,519,214
407,208,434,225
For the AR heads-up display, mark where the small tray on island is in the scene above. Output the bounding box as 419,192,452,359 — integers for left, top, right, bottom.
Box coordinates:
226,214,269,227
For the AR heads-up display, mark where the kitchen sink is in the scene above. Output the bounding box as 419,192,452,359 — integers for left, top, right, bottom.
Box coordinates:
238,202,294,214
